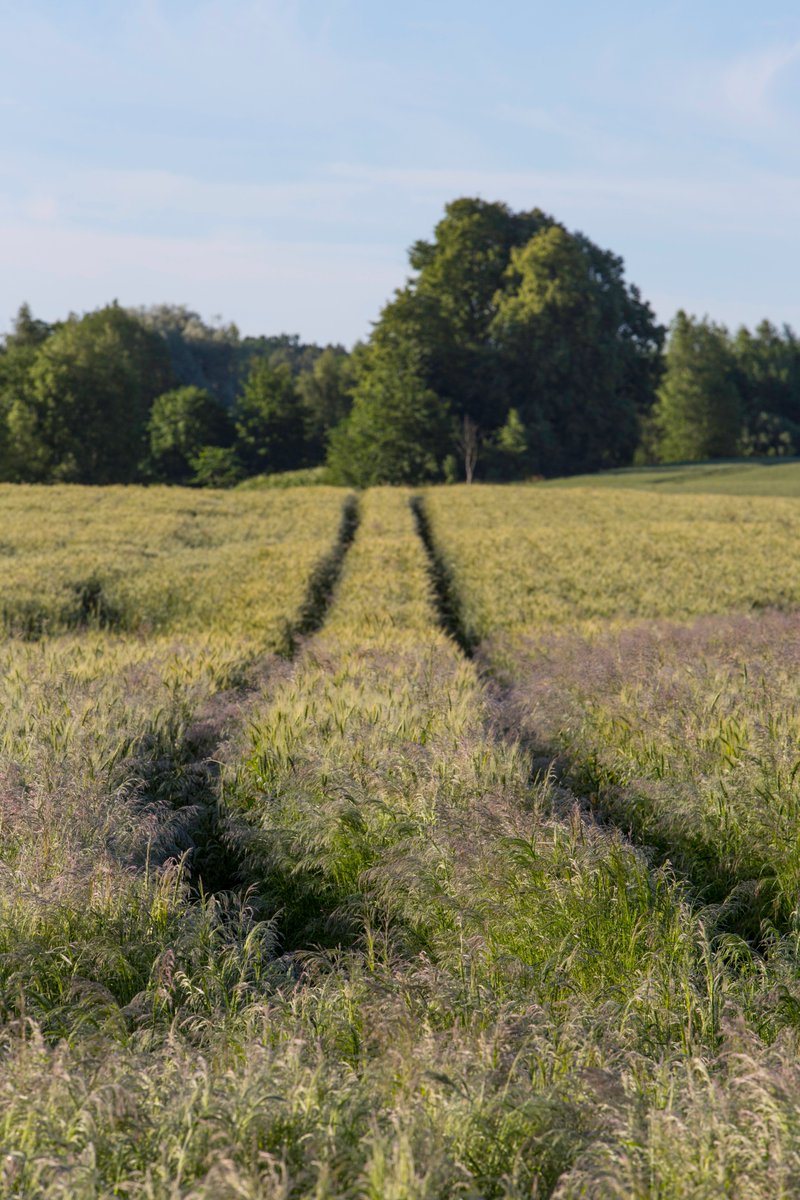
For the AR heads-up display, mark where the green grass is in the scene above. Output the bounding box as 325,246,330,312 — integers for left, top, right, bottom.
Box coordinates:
7,482,800,1195
0,483,346,642
541,457,800,495
422,486,800,933
423,484,800,639
237,465,334,489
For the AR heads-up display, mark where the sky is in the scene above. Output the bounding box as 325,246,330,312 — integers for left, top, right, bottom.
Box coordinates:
2,0,800,346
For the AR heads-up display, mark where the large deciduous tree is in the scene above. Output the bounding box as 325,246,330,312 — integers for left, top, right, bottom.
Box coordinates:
372,198,546,431
6,305,171,483
362,198,663,478
490,225,662,474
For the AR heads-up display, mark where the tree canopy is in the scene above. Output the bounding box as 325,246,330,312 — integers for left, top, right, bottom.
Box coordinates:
5,305,171,483
147,386,233,484
327,346,449,486
234,359,306,477
333,198,664,481
654,313,743,463
1,199,798,487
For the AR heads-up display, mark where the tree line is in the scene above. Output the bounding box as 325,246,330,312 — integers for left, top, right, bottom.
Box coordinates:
2,198,798,488
0,303,352,486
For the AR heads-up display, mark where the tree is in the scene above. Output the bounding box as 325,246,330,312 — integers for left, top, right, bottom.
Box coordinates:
731,320,800,430
738,410,798,458
6,305,171,483
489,408,531,479
654,312,742,462
297,347,354,460
233,358,306,476
190,445,243,487
147,386,233,483
326,346,450,486
372,199,548,431
134,305,242,407
366,198,663,475
4,302,53,350
455,415,480,483
133,307,339,410
0,305,55,480
490,225,661,474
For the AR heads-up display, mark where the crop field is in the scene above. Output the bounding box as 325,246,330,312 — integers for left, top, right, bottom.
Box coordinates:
5,480,800,1197
422,485,800,637
423,486,800,926
0,484,347,643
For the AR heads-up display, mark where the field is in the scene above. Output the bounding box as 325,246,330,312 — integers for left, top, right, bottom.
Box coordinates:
4,478,800,1197
541,458,800,496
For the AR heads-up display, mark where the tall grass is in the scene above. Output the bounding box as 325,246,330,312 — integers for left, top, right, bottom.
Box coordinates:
0,484,345,642
423,486,800,928
6,483,800,1195
423,485,800,638
485,613,800,936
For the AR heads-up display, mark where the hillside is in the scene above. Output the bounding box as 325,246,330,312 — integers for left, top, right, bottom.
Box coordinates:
543,457,800,495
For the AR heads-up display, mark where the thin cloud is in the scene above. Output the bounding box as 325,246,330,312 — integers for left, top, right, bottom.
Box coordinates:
720,41,800,126
678,39,800,136
19,167,373,231
330,162,800,238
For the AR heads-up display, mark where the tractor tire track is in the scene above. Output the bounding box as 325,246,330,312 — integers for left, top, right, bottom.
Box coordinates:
408,491,777,947
129,493,361,897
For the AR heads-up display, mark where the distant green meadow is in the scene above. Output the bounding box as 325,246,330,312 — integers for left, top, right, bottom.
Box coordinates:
542,456,800,495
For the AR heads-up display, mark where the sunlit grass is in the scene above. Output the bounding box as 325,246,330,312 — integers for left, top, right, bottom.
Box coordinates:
7,482,800,1195
542,458,800,496
424,484,800,637
0,483,345,642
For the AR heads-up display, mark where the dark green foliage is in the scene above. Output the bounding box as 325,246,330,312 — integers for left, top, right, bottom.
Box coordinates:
233,358,307,476
132,305,242,407
491,225,662,475
655,312,743,462
732,320,800,428
4,302,53,349
241,331,333,377
134,309,346,409
297,346,354,459
5,305,172,484
0,305,55,479
739,410,799,458
0,304,349,485
374,199,548,432
484,407,536,480
639,317,800,464
367,198,663,478
147,386,233,484
190,445,243,487
327,346,450,485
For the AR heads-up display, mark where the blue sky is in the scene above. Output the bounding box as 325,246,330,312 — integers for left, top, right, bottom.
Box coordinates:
2,0,800,345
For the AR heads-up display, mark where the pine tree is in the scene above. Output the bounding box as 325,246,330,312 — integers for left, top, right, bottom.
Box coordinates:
655,312,742,462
